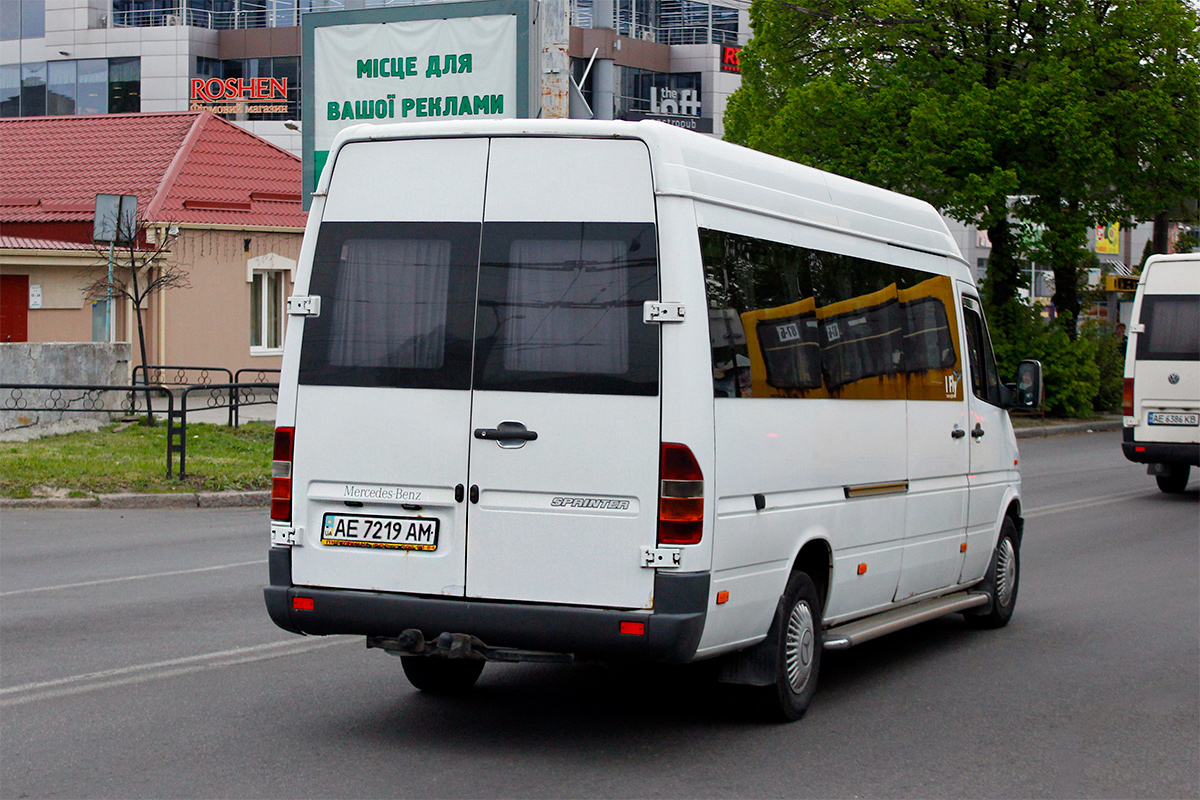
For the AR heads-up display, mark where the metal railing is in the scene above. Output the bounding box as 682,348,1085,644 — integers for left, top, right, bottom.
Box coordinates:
111,0,750,43
2,375,278,479
174,382,278,477
1,383,178,476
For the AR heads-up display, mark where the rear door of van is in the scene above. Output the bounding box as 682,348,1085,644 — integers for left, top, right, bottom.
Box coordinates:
290,135,661,611
1128,260,1200,444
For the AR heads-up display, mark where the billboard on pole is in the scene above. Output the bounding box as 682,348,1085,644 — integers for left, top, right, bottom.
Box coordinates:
303,0,533,205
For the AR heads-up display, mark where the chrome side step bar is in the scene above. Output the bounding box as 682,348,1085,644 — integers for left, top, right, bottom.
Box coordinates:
823,592,989,651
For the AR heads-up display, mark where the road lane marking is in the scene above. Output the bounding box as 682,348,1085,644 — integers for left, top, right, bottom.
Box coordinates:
0,559,268,597
1023,488,1155,519
0,637,351,707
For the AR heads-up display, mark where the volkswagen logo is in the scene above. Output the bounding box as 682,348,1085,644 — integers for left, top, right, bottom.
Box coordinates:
1168,373,1180,385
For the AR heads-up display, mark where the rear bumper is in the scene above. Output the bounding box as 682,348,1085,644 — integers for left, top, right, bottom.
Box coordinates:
264,547,708,664
1122,428,1200,466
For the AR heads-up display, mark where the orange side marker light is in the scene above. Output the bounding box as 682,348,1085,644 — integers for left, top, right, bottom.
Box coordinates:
716,590,729,605
857,563,868,576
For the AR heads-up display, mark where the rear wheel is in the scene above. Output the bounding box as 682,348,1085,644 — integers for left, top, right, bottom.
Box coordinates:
1156,465,1190,494
757,571,822,722
964,516,1019,630
400,656,484,694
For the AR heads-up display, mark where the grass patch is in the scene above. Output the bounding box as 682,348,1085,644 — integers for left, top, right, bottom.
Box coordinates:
0,422,273,498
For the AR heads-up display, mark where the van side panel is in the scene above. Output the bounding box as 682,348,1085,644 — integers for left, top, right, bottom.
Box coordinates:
693,202,918,649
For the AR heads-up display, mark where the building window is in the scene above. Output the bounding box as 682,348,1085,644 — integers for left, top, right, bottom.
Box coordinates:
251,270,285,352
108,57,140,113
0,58,135,116
1,0,44,40
0,65,18,116
19,61,45,116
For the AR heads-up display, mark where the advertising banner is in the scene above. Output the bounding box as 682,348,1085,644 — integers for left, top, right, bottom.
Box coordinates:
1095,223,1120,255
303,1,532,203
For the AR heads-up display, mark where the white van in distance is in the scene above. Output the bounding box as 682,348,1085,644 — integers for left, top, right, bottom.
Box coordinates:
1120,253,1199,492
265,120,1043,720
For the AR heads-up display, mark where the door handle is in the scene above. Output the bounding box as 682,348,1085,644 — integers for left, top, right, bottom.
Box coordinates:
972,423,985,440
474,421,537,446
474,427,538,441
951,427,966,439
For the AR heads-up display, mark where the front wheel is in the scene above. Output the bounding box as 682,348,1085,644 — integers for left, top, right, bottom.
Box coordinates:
964,516,1020,630
756,571,823,722
1156,465,1190,494
400,656,484,694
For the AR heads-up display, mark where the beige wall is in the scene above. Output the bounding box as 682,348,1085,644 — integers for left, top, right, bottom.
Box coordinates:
3,227,302,375
163,228,301,374
2,255,95,343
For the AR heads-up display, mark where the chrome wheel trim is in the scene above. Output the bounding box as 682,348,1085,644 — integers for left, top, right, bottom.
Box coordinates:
995,536,1017,608
784,600,815,694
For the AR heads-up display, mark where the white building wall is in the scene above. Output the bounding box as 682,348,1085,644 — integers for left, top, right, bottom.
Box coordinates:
669,43,739,138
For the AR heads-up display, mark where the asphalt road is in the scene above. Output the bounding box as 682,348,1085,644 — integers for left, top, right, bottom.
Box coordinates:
1,430,1197,799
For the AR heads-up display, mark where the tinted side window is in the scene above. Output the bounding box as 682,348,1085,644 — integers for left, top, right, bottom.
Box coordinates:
299,222,480,389
474,222,659,396
1136,295,1200,361
700,228,961,400
962,301,1001,406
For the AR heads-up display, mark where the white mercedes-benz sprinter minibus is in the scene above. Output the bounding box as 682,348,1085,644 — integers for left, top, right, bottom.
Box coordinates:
265,120,1042,720
1120,253,1199,493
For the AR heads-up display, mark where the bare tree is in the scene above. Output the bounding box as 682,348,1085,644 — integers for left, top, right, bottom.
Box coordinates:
84,217,189,421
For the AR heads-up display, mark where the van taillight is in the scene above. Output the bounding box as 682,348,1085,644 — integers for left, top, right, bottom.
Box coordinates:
1123,378,1134,416
271,427,294,523
658,442,703,545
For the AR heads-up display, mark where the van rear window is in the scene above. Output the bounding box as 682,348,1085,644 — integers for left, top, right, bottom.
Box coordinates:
299,221,659,395
474,222,659,396
1136,295,1200,361
299,222,480,389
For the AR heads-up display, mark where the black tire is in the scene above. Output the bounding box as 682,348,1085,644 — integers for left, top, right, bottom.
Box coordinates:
964,516,1020,630
400,656,484,694
1156,465,1190,494
756,571,823,722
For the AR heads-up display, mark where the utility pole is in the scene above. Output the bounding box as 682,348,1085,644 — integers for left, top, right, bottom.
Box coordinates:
593,0,614,119
540,0,570,118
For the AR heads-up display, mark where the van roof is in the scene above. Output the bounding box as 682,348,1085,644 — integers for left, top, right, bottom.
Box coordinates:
1142,252,1200,295
321,119,968,273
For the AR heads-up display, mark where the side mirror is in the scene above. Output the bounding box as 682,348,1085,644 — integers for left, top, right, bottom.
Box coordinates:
1012,359,1044,409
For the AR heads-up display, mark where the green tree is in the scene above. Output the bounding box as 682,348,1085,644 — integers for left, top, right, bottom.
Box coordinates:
725,0,1200,323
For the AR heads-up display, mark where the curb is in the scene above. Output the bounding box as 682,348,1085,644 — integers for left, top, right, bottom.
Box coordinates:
0,490,269,510
1014,419,1123,439
1,423,1124,509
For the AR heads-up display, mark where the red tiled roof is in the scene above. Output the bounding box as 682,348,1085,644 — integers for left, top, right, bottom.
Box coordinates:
0,112,306,229
0,236,98,251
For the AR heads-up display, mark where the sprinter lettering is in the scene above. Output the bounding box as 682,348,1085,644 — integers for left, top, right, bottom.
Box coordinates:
550,497,631,510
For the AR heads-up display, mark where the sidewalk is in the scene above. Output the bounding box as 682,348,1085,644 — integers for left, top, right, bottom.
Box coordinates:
2,416,1125,510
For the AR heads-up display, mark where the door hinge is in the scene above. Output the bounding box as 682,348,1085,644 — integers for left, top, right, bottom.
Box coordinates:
641,546,682,569
286,295,321,317
643,301,686,324
271,525,299,546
